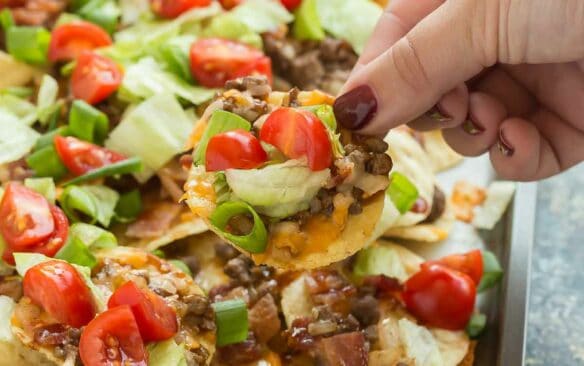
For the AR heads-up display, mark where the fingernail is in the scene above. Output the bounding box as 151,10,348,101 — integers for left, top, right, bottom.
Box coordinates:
462,113,485,135
333,85,378,130
426,104,452,123
497,128,514,156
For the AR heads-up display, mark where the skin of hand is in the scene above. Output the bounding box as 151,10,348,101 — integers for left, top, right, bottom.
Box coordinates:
333,0,584,181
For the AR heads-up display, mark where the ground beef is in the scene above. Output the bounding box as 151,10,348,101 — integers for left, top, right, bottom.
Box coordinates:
423,185,447,223
216,332,263,364
262,33,358,94
186,346,210,366
248,294,281,343
214,242,239,262
350,294,380,326
221,254,278,304
182,294,216,332
0,276,23,301
306,270,356,315
224,76,271,98
34,324,80,360
366,153,393,175
222,94,269,122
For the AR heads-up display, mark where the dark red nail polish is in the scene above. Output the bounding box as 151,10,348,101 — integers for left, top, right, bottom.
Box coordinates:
462,113,485,135
497,129,514,156
427,104,452,123
333,85,377,130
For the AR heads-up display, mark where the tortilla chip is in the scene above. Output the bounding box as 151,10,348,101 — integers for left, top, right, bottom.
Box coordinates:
280,274,314,327
127,216,208,252
383,203,455,243
432,328,471,366
457,341,476,366
472,181,515,230
422,130,463,173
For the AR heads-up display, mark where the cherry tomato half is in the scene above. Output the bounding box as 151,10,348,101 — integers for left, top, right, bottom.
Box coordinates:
402,264,476,330
0,183,54,249
260,108,332,171
108,281,178,342
79,305,147,366
206,129,267,171
71,51,123,105
190,38,272,88
423,250,483,286
218,0,243,10
54,135,126,176
280,0,301,11
151,0,211,18
48,21,112,62
23,260,96,327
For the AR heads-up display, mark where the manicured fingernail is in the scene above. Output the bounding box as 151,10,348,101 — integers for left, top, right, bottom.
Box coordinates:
462,113,485,135
426,104,452,123
497,128,514,156
333,85,377,130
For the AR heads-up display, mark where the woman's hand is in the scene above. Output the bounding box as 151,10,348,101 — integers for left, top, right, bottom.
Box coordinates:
333,0,584,181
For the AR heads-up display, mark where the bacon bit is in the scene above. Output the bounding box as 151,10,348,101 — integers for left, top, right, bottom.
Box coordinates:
451,181,487,222
7,0,67,26
285,317,315,351
317,332,368,366
248,294,281,343
179,154,193,170
125,202,181,239
217,332,262,364
362,275,403,299
305,270,356,314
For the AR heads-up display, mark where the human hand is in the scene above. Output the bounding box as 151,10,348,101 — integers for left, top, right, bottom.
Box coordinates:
333,0,584,181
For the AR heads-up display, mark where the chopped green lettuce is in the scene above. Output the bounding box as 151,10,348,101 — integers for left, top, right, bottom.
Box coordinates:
24,177,56,203
55,13,84,26
105,93,194,182
119,0,151,26
78,0,121,34
36,74,60,125
154,35,197,82
193,110,251,165
231,0,293,33
204,13,263,49
315,0,382,54
148,339,188,366
312,104,344,158
119,57,216,105
0,93,37,125
69,223,118,250
59,185,120,227
0,112,40,164
293,0,325,40
352,245,408,282
225,159,330,218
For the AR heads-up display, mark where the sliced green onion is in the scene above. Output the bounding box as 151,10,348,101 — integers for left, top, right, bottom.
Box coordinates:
293,0,325,41
477,251,504,292
46,105,62,132
212,299,249,347
58,185,120,227
151,249,166,258
0,9,14,30
26,145,68,179
213,172,232,205
34,126,70,150
386,172,419,214
114,189,142,222
24,177,56,204
465,313,487,338
1,86,33,98
169,260,192,277
55,236,97,268
69,100,109,144
63,157,143,186
6,26,51,64
78,0,121,34
193,110,251,165
209,201,267,254
61,60,77,76
69,223,117,249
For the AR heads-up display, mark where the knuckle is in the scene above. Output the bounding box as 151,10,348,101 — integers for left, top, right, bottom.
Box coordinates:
390,35,432,94
468,0,502,66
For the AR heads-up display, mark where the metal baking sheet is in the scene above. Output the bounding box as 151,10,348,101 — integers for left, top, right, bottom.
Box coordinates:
402,155,536,365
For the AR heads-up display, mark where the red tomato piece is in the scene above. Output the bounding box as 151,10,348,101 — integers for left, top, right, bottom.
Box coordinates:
402,264,476,330
79,306,147,366
280,0,301,11
0,183,54,249
260,108,332,171
23,260,96,327
206,129,267,171
108,281,178,342
54,135,126,176
423,250,484,286
218,0,243,10
71,51,123,105
48,21,112,62
190,38,271,88
151,0,211,18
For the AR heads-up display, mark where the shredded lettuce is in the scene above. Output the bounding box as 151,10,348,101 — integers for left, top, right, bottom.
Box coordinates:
231,0,293,33
0,93,37,125
105,93,194,182
24,177,56,204
148,339,188,366
225,159,330,218
314,0,382,54
119,57,216,105
293,0,325,40
36,74,60,125
352,245,408,282
59,185,120,227
70,223,118,249
55,12,84,26
0,113,40,164
154,35,197,82
119,0,151,26
78,0,121,34
309,104,344,159
0,51,41,90
204,13,263,49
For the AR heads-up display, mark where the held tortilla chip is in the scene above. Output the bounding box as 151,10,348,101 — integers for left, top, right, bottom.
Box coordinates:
184,88,387,270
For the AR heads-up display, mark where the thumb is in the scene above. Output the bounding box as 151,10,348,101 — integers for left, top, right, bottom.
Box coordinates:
333,0,494,135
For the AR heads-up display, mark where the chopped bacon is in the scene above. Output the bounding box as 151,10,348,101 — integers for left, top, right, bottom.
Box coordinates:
317,332,368,366
217,332,262,364
125,201,181,239
157,159,190,202
305,270,356,314
248,294,281,343
6,0,67,27
285,317,315,351
362,275,403,298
